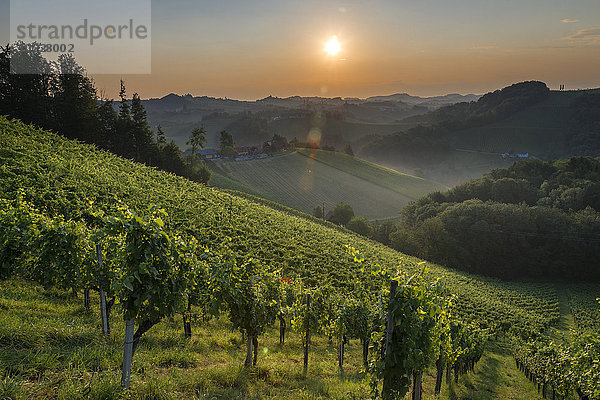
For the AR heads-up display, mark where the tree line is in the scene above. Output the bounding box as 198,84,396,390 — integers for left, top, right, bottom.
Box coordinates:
313,202,403,248
567,92,600,156
0,42,210,183
392,157,600,280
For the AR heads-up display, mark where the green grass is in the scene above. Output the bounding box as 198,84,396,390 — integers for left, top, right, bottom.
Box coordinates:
427,340,545,400
3,279,587,399
208,150,445,220
0,279,556,400
0,279,369,399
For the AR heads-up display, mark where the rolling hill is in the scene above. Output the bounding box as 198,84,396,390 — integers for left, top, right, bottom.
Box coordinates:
0,116,559,333
141,92,480,150
207,149,447,220
358,82,600,186
450,90,589,157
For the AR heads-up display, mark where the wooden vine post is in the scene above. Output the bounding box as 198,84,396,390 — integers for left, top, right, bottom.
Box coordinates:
338,333,345,371
362,335,369,369
183,296,192,338
252,337,258,366
100,289,108,336
382,280,398,395
244,274,256,368
97,243,109,338
245,333,253,367
84,288,90,310
413,370,423,400
434,346,444,395
121,319,135,389
278,313,286,345
303,293,311,375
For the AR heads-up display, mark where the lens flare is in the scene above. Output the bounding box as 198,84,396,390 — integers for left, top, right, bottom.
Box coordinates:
307,127,322,148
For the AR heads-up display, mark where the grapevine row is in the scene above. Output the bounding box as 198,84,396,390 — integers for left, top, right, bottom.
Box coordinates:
0,194,487,396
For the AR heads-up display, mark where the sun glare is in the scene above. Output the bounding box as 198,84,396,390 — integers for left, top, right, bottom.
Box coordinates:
325,36,341,56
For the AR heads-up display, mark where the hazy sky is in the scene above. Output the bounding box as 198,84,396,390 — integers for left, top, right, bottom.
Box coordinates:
1,0,599,99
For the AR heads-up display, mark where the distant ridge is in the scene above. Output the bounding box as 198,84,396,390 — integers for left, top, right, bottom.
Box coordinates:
366,93,480,105
146,92,481,107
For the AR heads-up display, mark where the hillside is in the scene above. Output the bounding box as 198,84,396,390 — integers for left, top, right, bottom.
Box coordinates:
450,90,591,157
296,149,447,199
0,116,559,334
207,150,446,220
358,82,600,185
2,117,599,398
0,278,560,400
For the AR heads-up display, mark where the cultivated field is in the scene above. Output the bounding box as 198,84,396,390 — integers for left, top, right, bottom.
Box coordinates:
209,150,445,220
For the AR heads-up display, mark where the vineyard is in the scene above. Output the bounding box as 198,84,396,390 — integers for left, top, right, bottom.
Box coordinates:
567,284,600,334
295,149,447,200
207,149,445,220
0,116,599,399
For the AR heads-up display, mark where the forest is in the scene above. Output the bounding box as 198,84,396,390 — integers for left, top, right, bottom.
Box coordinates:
390,157,600,280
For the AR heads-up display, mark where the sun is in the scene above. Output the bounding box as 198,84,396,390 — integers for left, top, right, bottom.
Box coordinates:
325,36,341,56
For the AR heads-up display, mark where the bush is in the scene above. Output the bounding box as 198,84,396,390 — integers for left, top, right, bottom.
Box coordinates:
330,202,354,226
346,216,372,237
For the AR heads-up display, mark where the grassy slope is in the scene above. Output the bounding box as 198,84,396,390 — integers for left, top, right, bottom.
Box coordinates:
205,163,263,196
296,149,447,198
367,148,515,188
208,150,445,220
208,152,411,220
1,117,591,398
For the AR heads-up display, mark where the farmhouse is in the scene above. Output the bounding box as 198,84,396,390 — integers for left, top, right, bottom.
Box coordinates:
199,149,219,159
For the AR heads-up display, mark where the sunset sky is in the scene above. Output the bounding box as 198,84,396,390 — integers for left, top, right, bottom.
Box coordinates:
1,0,599,99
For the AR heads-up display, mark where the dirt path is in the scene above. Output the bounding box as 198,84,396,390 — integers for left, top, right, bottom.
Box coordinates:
424,340,544,399
555,284,574,334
